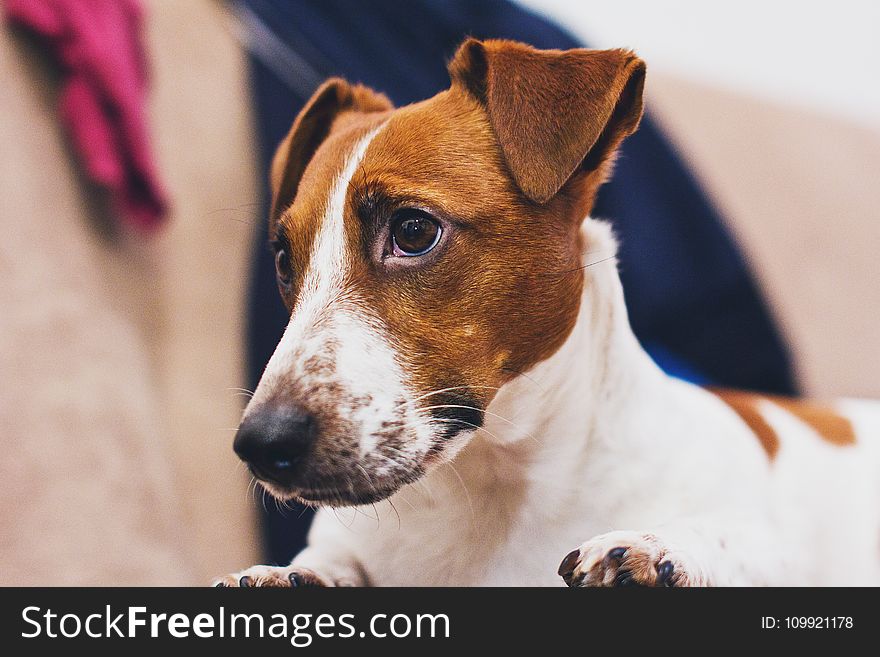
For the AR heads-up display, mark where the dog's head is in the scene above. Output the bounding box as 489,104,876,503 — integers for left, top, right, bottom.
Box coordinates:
235,39,645,505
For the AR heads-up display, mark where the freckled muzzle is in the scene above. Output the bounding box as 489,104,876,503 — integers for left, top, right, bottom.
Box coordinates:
232,391,427,506
233,387,486,507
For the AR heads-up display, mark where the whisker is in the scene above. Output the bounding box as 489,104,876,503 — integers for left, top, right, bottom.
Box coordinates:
227,387,255,398
363,448,436,505
346,506,365,529
387,498,402,530
443,460,476,524
229,458,246,479
419,404,543,448
429,416,504,443
207,202,262,215
355,463,375,489
244,476,256,506
401,384,502,408
351,505,377,526
500,366,547,394
532,253,617,279
417,404,538,439
249,477,261,506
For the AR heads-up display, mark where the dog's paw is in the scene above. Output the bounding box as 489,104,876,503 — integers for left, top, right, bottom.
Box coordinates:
558,531,699,587
213,565,329,588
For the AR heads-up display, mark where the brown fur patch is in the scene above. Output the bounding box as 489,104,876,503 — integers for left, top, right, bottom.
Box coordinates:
448,39,645,205
342,87,587,408
713,389,780,459
713,390,857,457
770,397,857,446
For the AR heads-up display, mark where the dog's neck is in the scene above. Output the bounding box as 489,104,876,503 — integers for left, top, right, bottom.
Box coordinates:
473,219,668,479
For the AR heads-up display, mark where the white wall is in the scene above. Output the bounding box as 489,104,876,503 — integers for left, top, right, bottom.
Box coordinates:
517,0,879,128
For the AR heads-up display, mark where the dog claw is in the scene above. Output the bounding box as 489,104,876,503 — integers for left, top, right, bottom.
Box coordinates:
239,575,252,588
558,548,581,579
614,571,635,587
656,561,675,586
605,547,627,563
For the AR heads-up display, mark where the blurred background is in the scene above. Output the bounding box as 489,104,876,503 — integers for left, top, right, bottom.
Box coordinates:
0,0,876,585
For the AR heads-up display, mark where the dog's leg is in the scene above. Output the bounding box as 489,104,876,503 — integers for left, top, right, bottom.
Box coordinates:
558,514,785,587
213,547,367,588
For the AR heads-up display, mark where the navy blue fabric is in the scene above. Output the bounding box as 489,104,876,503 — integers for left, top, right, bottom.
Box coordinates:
241,0,796,565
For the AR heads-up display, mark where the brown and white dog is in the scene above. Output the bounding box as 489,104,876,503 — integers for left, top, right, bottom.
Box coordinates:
216,39,880,587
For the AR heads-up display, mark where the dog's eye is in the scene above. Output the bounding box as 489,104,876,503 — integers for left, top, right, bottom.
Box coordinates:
391,210,442,257
275,248,293,289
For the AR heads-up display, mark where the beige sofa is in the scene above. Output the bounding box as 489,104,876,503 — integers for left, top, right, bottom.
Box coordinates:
0,0,876,585
0,0,258,585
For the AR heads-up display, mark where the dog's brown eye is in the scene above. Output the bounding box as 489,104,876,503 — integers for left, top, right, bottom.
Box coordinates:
391,210,441,257
275,248,292,288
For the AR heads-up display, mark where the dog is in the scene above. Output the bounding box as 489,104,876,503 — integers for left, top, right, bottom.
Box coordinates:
215,39,880,587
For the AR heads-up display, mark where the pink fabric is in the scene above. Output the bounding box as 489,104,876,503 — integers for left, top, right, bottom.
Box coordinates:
6,0,168,231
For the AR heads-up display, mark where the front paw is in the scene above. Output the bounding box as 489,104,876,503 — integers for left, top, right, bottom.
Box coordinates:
558,531,698,587
213,565,329,588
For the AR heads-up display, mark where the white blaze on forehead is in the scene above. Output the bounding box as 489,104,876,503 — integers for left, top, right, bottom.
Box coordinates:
252,123,386,398
288,123,386,342
245,121,434,463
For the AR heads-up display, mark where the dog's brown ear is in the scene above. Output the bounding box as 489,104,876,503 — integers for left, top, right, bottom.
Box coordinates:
269,78,392,225
449,39,645,204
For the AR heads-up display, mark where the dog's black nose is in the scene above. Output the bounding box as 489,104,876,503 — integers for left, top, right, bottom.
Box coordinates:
233,404,316,486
